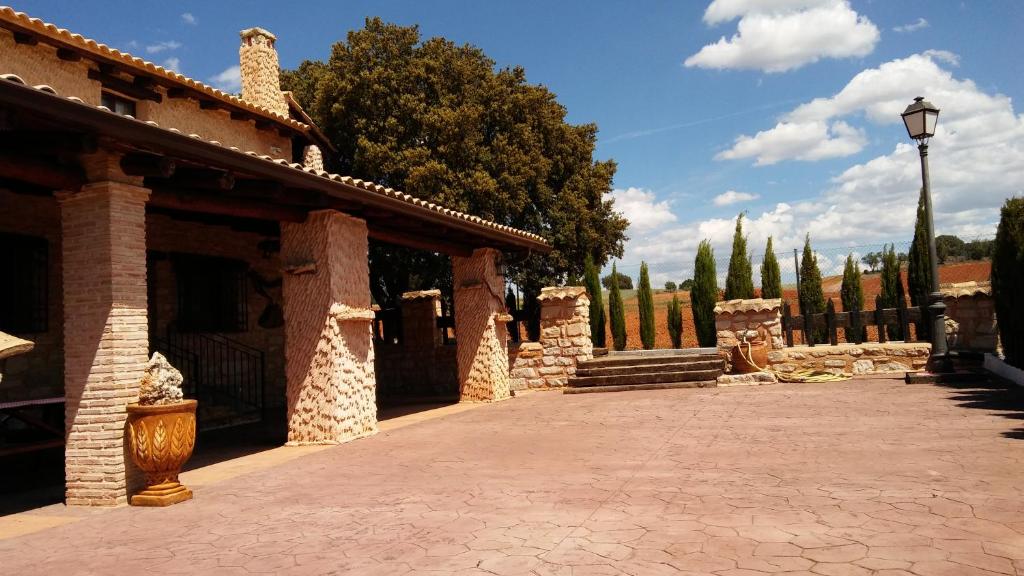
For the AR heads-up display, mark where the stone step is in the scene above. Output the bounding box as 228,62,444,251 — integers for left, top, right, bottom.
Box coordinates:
579,355,722,371
563,380,718,394
576,359,724,377
567,368,723,388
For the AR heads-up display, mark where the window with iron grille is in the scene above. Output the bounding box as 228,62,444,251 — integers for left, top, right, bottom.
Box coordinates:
0,233,48,334
173,254,248,333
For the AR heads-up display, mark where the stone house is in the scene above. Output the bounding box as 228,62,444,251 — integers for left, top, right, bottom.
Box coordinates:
0,7,550,506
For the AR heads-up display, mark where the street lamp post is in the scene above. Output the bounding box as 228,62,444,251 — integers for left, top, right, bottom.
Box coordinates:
901,96,953,374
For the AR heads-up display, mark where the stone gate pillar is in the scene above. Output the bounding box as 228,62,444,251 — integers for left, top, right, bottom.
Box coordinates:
59,156,151,506
509,287,593,390
281,210,377,444
452,248,510,402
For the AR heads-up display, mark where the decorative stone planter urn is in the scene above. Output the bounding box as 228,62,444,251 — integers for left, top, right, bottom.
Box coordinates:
126,352,197,507
127,399,197,506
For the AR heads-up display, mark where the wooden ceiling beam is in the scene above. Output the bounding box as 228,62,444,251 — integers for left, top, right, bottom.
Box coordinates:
0,130,97,155
148,189,307,223
88,68,162,103
0,153,84,190
121,153,176,178
368,226,474,257
149,167,235,191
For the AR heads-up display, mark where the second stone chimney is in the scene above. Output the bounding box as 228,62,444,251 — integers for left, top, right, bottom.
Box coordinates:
239,27,288,116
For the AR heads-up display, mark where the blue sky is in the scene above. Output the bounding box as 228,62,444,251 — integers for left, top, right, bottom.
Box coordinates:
13,0,1024,282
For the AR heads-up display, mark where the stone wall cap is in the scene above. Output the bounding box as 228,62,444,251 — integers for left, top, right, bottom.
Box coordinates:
940,281,991,298
0,331,34,361
401,289,442,301
240,27,277,41
714,298,782,314
537,286,588,301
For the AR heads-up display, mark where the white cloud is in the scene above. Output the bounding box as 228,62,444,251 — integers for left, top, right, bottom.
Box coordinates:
162,57,181,72
893,17,929,33
181,12,197,26
605,187,678,233
146,40,182,54
685,0,879,73
209,65,241,93
617,52,1022,282
717,119,867,165
713,190,760,206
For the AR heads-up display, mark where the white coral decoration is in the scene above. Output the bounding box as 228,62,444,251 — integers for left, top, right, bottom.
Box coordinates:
137,352,185,405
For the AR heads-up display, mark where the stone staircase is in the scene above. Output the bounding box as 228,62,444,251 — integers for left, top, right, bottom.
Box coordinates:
565,348,725,394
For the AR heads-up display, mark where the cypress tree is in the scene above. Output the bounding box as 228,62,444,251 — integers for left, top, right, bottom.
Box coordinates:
724,213,754,300
840,254,866,342
907,187,931,339
667,293,683,349
505,287,521,342
992,197,1024,368
637,262,656,349
692,240,719,347
879,244,907,340
583,255,606,348
608,262,627,351
761,236,782,299
799,235,827,342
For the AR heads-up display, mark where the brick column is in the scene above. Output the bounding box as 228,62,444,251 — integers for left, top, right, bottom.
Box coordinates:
452,248,510,402
59,178,150,507
281,210,377,444
400,289,443,349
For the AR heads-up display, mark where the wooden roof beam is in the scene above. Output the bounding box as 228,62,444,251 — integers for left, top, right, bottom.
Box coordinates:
0,153,84,190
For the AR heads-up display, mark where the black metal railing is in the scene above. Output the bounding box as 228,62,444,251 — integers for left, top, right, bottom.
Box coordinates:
153,330,265,430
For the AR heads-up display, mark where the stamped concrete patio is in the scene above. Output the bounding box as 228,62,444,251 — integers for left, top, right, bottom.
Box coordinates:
2,375,1023,575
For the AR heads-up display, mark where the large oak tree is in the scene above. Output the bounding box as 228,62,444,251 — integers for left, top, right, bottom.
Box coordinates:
281,18,628,309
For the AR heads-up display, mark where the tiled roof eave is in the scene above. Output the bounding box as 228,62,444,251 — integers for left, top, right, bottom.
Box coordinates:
0,6,310,136
0,74,550,251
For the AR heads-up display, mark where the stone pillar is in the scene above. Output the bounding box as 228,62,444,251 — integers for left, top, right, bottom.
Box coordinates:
523,287,594,389
59,171,150,506
400,289,443,349
714,298,784,353
281,210,377,445
452,248,510,402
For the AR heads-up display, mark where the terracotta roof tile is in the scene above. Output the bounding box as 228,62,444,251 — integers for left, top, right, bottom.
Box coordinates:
714,298,782,314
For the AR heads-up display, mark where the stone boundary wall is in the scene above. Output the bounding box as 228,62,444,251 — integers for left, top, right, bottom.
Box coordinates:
768,342,930,375
509,287,592,390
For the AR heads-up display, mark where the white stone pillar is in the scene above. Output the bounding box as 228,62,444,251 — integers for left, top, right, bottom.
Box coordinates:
59,173,150,506
281,210,377,444
452,248,510,402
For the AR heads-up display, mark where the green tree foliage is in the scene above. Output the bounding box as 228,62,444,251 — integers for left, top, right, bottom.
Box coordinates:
601,271,633,290
724,214,754,300
992,197,1024,368
935,235,966,264
760,236,782,299
583,255,606,348
799,235,827,342
879,244,907,340
861,252,882,272
907,188,932,339
664,281,677,292
680,278,694,291
281,18,628,307
667,294,683,349
637,262,655,349
840,254,867,342
691,240,719,347
608,263,627,351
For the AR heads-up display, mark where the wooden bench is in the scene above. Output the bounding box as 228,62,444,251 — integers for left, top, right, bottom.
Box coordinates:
0,396,64,457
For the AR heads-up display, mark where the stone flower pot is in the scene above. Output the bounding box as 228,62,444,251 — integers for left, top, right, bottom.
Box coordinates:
126,399,197,507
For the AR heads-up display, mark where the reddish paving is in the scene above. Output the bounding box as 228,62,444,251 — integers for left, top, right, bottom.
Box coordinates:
3,376,1024,575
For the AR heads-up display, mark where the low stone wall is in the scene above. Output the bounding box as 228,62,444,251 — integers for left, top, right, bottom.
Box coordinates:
767,342,931,375
509,287,592,390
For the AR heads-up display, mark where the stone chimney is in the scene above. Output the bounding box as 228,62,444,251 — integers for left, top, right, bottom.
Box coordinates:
239,27,288,116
